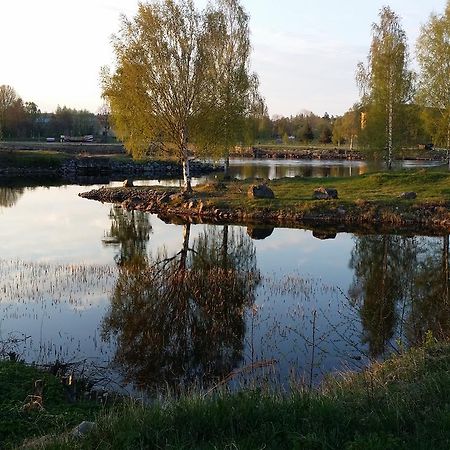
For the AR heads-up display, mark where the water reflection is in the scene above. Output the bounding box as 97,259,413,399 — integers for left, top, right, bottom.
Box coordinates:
102,222,260,393
406,236,450,345
349,234,450,358
228,158,367,180
102,206,152,266
1,179,450,394
0,187,25,208
246,225,274,240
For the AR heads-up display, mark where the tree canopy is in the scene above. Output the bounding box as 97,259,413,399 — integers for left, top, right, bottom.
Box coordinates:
356,7,414,168
416,1,450,162
102,0,259,191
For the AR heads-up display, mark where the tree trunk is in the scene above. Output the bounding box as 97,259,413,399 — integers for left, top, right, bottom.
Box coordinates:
446,123,450,170
180,128,192,193
179,223,191,273
221,225,229,269
387,98,393,170
443,235,449,306
224,152,230,179
182,157,192,193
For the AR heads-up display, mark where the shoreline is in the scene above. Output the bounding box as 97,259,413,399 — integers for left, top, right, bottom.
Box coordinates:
3,341,449,448
79,182,450,235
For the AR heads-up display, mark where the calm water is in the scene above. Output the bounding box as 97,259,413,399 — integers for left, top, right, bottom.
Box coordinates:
109,157,444,188
0,161,448,395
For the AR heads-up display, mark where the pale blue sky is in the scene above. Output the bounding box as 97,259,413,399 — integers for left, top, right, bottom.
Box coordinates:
1,0,447,117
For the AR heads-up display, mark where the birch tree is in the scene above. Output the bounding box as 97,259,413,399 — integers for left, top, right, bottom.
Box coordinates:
416,1,450,166
356,7,414,169
102,0,257,192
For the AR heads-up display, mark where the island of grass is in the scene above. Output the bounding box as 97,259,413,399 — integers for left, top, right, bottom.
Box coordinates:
2,341,449,449
80,168,450,234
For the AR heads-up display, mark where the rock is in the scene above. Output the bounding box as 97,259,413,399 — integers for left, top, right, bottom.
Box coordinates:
71,421,96,439
313,187,338,200
399,191,417,200
247,184,275,199
123,179,134,187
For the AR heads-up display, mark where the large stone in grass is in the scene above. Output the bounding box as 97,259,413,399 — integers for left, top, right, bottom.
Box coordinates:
247,184,275,199
123,179,134,187
399,191,416,200
72,421,96,438
313,187,338,200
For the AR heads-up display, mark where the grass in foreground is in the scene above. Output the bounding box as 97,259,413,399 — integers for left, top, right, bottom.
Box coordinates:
0,361,100,449
8,341,448,449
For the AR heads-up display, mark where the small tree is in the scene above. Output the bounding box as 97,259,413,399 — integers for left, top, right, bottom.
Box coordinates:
356,7,414,169
102,0,257,192
0,85,19,140
416,1,450,166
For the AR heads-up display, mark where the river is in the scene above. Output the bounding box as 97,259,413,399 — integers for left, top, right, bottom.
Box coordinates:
0,158,448,395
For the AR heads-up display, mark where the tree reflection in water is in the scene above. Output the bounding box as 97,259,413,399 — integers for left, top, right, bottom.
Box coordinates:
102,205,152,265
0,187,25,208
102,220,260,394
406,235,450,344
349,234,450,359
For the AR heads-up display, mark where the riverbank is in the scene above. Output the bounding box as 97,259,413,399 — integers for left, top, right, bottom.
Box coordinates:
80,169,450,234
231,144,444,162
0,141,125,155
2,341,449,448
0,150,221,181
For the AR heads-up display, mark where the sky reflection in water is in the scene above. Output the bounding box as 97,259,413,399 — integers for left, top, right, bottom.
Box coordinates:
0,165,448,394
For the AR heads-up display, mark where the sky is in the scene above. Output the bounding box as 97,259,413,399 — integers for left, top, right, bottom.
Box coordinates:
1,0,447,117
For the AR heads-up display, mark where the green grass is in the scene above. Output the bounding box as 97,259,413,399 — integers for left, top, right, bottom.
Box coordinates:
0,361,100,448
32,341,450,449
0,150,69,168
195,169,450,212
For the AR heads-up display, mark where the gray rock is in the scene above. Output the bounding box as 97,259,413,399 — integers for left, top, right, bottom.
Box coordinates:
399,191,416,200
123,179,134,187
247,184,275,199
71,421,96,439
313,187,338,200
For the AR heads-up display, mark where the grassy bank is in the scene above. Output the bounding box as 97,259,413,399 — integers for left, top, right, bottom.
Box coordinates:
3,341,449,449
0,150,69,169
206,169,450,207
0,361,100,448
80,168,450,233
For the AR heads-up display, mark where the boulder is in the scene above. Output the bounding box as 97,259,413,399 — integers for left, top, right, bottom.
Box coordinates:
71,421,96,439
247,184,275,199
313,187,338,200
123,179,134,187
399,191,416,200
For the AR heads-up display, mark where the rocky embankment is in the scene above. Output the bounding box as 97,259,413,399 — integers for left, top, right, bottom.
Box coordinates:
232,147,363,160
0,157,221,180
79,186,450,235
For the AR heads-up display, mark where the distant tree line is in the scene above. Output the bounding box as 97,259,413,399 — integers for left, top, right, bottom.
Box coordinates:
0,85,110,141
